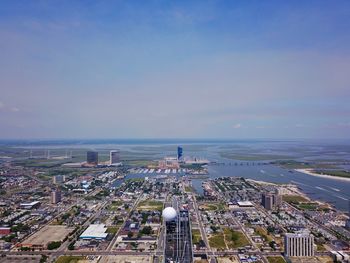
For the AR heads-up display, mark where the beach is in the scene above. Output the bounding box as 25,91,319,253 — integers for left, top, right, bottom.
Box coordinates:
295,168,350,182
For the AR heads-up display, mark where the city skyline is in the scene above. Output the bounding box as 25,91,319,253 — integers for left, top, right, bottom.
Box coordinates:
1,1,350,139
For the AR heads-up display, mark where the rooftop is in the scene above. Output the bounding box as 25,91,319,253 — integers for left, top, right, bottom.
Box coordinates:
237,201,254,207
80,224,108,239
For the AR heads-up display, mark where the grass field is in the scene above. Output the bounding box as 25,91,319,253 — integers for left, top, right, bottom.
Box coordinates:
266,256,286,263
185,186,193,192
223,228,250,249
107,226,119,234
107,200,123,211
317,243,327,251
255,227,273,242
137,200,163,211
192,229,202,244
297,202,318,210
209,233,226,250
200,202,226,211
56,256,86,263
282,195,308,204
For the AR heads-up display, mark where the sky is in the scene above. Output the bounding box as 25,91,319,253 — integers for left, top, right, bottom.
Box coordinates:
0,0,350,139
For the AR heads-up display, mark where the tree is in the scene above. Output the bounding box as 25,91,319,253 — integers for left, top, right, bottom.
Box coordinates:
47,241,61,250
68,242,75,250
11,223,30,233
210,225,218,233
198,240,206,248
269,241,276,249
40,255,47,263
267,226,275,234
141,226,152,235
127,231,133,238
229,231,239,242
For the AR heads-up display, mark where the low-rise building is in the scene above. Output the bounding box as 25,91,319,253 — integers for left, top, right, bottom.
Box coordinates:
80,224,108,240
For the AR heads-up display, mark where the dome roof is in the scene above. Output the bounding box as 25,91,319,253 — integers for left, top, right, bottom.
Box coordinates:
162,207,177,221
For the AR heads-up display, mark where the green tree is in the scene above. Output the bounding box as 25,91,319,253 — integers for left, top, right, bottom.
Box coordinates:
40,255,47,263
47,241,61,250
141,226,152,235
68,242,75,250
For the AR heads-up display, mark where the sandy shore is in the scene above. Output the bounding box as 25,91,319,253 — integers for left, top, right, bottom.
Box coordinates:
247,179,310,200
295,168,350,182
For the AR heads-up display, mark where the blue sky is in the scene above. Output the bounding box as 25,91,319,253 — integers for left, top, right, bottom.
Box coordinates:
0,0,350,139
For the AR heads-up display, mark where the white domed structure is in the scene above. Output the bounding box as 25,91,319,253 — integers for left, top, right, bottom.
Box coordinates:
162,207,177,221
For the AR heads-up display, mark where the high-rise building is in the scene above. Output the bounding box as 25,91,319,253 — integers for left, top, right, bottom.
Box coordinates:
163,206,193,263
110,150,120,165
51,190,62,204
262,193,274,210
87,151,98,165
273,193,282,207
262,191,282,210
177,146,183,161
284,232,314,257
53,175,65,184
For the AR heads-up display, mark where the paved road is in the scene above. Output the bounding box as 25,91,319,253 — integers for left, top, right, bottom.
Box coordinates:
106,181,146,252
1,249,331,257
192,191,214,261
211,180,269,263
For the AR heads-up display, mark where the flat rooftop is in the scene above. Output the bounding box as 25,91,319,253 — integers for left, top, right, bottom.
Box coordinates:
20,201,40,206
237,201,254,207
80,224,108,239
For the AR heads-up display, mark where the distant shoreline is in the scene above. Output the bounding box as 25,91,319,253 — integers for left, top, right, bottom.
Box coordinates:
295,168,350,182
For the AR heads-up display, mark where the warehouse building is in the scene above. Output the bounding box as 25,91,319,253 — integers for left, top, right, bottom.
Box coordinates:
79,224,108,240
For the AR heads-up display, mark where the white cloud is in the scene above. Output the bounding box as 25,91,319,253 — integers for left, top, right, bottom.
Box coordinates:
233,123,242,129
338,122,350,127
10,107,20,112
0,102,4,109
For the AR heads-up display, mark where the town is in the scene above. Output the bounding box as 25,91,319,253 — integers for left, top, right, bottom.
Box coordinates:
0,146,349,263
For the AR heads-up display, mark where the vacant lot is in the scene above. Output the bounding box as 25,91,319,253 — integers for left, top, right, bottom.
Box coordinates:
223,228,250,249
137,200,163,211
192,229,202,244
107,200,124,211
255,226,273,242
107,226,119,234
23,225,74,247
56,256,86,263
209,233,226,250
217,257,240,263
267,256,286,263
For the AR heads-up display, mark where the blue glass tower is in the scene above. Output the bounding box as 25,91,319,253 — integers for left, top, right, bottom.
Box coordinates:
177,146,183,160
